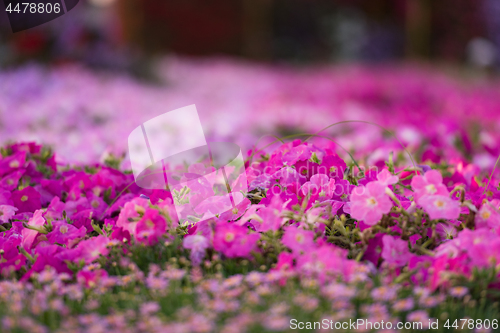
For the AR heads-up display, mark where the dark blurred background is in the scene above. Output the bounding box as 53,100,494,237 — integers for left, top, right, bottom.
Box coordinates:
0,0,499,72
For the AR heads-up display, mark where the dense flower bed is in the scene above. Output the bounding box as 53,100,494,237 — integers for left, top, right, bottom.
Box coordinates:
0,126,499,332
2,58,500,167
2,60,500,332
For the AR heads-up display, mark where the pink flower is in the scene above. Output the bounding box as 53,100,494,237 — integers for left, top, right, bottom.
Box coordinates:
467,236,500,268
75,235,110,264
183,235,209,266
381,235,413,267
282,145,312,165
377,169,399,186
135,209,167,246
213,223,259,258
419,195,460,220
218,197,251,222
0,205,17,223
349,182,393,226
249,196,286,232
411,170,449,203
296,245,355,282
21,209,46,250
282,226,315,255
301,174,336,202
436,220,460,240
272,252,294,271
116,197,149,235
476,200,500,229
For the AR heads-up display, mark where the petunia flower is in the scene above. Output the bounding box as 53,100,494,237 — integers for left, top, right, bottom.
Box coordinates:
21,209,46,250
381,235,413,267
46,222,86,248
75,235,110,264
282,226,315,255
213,222,259,258
418,195,460,220
135,209,167,246
300,174,336,203
115,197,149,235
0,205,17,223
411,170,449,203
349,181,393,226
0,151,26,177
11,186,41,213
476,199,500,229
376,169,399,187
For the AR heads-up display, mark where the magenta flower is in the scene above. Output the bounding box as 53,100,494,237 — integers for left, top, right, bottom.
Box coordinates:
0,169,25,191
213,223,259,258
411,170,449,203
282,226,315,255
11,186,41,213
77,269,109,288
23,245,72,280
0,151,26,177
46,222,86,248
272,252,294,271
418,195,460,220
116,197,149,235
381,235,413,267
349,181,393,226
135,209,167,246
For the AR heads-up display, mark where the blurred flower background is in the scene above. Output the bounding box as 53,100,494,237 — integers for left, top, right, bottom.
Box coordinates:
1,0,500,161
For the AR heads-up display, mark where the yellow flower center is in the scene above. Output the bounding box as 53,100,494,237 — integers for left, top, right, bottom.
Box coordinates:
9,161,19,168
296,234,304,244
367,197,377,206
145,219,154,228
481,210,491,220
60,225,68,234
135,205,145,215
425,184,437,195
20,195,28,202
434,200,444,208
225,233,235,242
